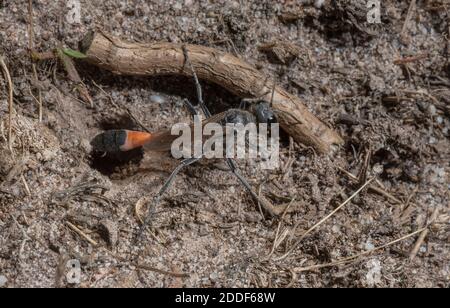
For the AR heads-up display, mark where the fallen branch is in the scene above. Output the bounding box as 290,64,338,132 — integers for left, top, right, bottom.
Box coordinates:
80,31,343,154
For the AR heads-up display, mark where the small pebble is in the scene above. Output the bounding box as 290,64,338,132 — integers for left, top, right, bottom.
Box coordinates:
372,163,384,175
314,0,326,8
245,212,262,223
66,0,81,24
99,219,118,247
209,272,219,281
79,139,92,154
331,225,340,233
149,94,166,104
365,241,375,251
0,275,7,288
428,104,437,116
173,2,182,10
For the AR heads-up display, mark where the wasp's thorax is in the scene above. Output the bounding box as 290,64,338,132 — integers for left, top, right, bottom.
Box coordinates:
219,109,256,126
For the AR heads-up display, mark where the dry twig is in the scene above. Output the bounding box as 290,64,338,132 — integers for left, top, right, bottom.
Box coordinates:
0,55,14,152
338,167,405,205
401,0,417,43
66,221,99,246
28,0,43,122
409,206,441,261
394,53,428,65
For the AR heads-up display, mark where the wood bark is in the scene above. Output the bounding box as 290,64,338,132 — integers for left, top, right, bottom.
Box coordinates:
80,31,343,154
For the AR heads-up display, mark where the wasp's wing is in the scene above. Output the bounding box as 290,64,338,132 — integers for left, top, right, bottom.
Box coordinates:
142,129,178,152
142,112,229,153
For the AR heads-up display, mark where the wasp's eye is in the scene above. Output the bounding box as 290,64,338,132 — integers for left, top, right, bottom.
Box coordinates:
266,115,276,124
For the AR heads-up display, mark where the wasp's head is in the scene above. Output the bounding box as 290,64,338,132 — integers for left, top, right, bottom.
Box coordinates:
252,100,277,125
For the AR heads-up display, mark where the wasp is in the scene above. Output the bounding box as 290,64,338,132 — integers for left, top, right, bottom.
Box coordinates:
91,47,279,237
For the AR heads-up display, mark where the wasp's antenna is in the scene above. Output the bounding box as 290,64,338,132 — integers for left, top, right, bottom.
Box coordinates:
182,45,211,118
269,79,276,108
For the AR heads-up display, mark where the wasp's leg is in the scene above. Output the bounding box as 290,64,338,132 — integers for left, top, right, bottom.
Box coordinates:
182,45,211,118
138,157,202,238
238,85,274,109
182,98,199,120
225,157,276,216
239,99,247,110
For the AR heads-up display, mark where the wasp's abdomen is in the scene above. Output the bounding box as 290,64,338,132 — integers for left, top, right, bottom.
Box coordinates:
91,129,128,152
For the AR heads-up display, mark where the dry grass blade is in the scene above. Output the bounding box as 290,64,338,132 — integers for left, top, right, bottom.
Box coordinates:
56,49,93,108
0,55,14,152
266,197,296,259
28,0,43,122
132,262,190,278
20,174,31,196
409,206,441,261
294,227,427,273
111,253,189,278
338,166,405,205
394,53,428,65
134,196,166,246
66,221,98,246
274,178,375,261
401,0,417,43
357,145,371,185
401,89,440,106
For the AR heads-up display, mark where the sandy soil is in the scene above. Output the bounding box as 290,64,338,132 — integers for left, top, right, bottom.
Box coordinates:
0,0,449,287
